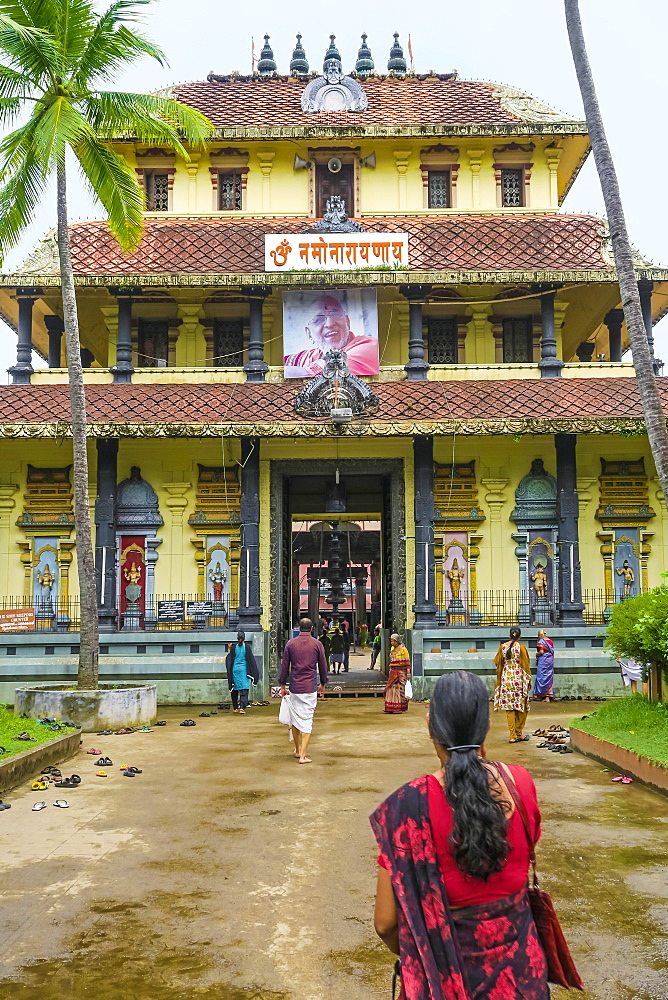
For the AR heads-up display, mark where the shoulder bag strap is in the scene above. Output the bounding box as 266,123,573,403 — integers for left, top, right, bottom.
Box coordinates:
494,761,539,888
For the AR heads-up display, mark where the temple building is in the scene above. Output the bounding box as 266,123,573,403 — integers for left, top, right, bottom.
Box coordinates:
0,32,667,701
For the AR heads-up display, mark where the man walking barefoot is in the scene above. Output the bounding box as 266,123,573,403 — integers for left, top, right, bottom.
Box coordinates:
279,618,327,763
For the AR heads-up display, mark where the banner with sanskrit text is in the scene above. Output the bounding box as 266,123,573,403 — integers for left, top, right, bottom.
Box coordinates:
265,233,408,272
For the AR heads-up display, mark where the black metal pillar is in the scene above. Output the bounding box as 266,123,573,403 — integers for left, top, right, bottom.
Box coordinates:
400,284,431,381
555,433,585,625
638,279,654,355
95,438,119,633
244,288,270,383
9,287,39,384
604,308,624,363
538,286,563,378
110,288,134,383
412,435,437,629
44,314,64,368
237,436,263,631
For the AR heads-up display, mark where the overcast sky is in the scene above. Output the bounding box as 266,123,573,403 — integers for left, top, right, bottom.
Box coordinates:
2,0,667,374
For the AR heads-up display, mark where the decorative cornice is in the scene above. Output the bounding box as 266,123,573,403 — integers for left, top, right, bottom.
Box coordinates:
3,267,668,289
0,416,649,439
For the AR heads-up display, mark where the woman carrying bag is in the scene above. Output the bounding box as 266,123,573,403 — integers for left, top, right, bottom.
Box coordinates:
370,670,582,999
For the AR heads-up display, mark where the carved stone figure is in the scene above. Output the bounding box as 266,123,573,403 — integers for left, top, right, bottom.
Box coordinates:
124,561,142,587
294,349,379,419
301,59,368,114
305,196,365,234
36,562,55,599
616,559,635,597
531,563,548,601
208,561,226,602
447,559,465,601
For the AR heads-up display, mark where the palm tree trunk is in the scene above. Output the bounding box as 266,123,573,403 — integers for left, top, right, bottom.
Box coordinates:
56,160,100,689
565,0,668,505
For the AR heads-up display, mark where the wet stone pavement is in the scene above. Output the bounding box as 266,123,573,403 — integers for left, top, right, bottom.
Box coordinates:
0,699,666,1000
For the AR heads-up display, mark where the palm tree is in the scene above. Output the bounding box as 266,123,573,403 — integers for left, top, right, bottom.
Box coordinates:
564,0,668,505
0,0,213,688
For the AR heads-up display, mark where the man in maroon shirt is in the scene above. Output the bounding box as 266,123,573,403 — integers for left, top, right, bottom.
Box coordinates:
279,618,327,763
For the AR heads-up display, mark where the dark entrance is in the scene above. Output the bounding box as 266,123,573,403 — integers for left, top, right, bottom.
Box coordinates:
269,459,406,663
316,163,354,217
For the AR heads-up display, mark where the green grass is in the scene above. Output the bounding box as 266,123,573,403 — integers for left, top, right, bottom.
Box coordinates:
573,695,668,767
0,706,74,760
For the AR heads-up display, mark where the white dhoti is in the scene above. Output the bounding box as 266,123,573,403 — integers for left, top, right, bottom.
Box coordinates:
278,692,318,734
620,659,643,686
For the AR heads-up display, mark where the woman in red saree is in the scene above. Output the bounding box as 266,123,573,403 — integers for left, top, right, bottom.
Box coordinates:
384,634,411,714
371,670,557,1000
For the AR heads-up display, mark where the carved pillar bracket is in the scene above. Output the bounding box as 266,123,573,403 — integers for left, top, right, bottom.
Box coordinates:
555,433,585,624
244,287,272,383
9,287,40,384
637,279,655,358
537,284,564,378
109,286,138,383
44,314,65,368
412,436,438,629
95,439,119,633
400,284,432,381
604,308,624,363
237,437,263,631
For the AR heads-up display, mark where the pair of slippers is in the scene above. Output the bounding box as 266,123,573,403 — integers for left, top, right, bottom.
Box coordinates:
180,720,196,727
54,774,81,788
0,800,11,811
509,735,530,743
198,713,210,718
13,732,36,742
95,757,113,766
155,721,167,726
612,774,633,784
33,800,68,811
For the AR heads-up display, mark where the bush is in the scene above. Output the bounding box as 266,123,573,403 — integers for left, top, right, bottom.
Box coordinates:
605,584,668,681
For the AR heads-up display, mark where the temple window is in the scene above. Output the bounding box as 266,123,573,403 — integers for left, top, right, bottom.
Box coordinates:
144,170,170,211
138,319,169,367
213,318,244,366
217,171,243,211
502,317,533,362
501,169,523,207
428,317,458,363
427,171,451,209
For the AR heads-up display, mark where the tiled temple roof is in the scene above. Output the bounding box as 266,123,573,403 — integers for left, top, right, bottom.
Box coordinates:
158,76,579,130
13,214,619,280
0,377,659,437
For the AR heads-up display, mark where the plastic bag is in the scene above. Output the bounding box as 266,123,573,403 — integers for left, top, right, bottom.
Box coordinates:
405,679,413,700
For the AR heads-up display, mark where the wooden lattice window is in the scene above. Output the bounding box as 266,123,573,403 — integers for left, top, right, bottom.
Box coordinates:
428,317,458,364
138,319,168,367
428,171,451,209
502,318,533,362
501,168,524,207
145,170,169,211
218,171,243,211
213,319,244,366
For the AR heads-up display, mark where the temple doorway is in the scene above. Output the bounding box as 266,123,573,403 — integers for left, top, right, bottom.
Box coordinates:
269,459,407,670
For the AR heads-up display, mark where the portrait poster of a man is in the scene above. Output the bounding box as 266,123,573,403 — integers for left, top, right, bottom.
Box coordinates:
283,289,379,378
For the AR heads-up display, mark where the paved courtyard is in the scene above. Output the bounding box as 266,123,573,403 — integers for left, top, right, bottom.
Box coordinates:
0,697,667,1000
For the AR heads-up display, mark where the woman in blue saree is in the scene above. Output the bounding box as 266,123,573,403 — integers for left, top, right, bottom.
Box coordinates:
533,630,554,702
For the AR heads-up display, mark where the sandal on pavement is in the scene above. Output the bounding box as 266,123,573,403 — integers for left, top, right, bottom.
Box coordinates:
32,801,47,811
198,713,210,718
31,780,48,791
97,730,113,736
96,770,107,777
0,801,11,810
125,766,142,774
611,775,625,782
54,778,75,788
179,720,196,727
155,721,167,726
122,769,136,777
69,774,81,785
86,748,101,755
114,728,134,735
53,799,69,808
621,776,633,783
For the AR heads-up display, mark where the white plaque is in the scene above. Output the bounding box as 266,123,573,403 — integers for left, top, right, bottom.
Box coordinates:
264,232,409,272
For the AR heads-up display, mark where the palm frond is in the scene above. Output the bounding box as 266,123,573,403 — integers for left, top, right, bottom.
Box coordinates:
70,0,166,89
54,0,96,67
0,7,60,85
89,90,213,150
73,133,143,250
0,61,28,98
0,93,22,123
29,95,93,165
0,138,48,250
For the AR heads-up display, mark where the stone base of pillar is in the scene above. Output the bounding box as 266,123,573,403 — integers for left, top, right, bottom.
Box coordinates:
110,365,133,384
98,609,117,634
557,602,586,626
236,608,263,631
243,361,269,383
404,359,429,381
8,364,33,385
538,359,564,379
412,602,438,629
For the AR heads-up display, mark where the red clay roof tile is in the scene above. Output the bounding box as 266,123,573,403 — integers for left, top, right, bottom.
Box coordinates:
64,214,609,276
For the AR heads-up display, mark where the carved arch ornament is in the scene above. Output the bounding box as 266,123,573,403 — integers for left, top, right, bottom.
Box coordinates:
268,458,406,668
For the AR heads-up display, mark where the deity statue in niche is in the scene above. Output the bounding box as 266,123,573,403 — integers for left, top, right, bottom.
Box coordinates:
531,562,548,601
124,561,142,587
208,561,227,603
616,559,635,598
447,559,465,601
36,562,55,600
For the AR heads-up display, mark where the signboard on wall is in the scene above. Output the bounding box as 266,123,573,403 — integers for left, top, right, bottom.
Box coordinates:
157,600,185,623
265,232,408,272
186,601,213,618
0,608,35,632
283,288,378,378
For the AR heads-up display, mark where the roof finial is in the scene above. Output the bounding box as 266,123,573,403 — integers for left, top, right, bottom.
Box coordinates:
323,33,342,74
387,32,406,75
355,33,374,77
257,33,277,76
290,33,309,76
